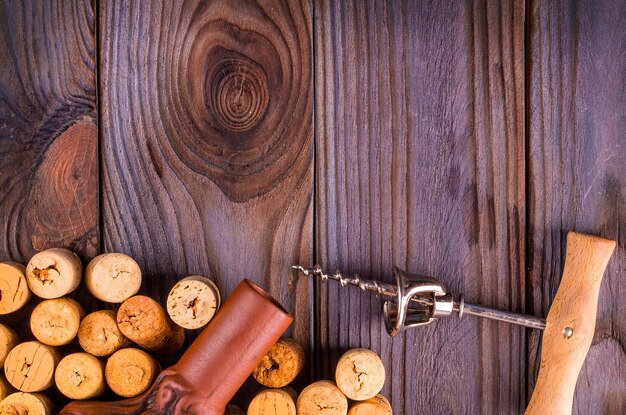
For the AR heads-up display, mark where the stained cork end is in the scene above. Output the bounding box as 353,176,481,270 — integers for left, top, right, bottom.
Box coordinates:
55,353,106,400
30,297,85,346
25,248,82,299
0,392,53,415
348,395,392,415
78,309,130,356
297,380,348,415
4,341,58,392
85,253,142,303
253,337,305,388
105,348,159,398
335,349,385,401
0,262,31,314
167,276,221,329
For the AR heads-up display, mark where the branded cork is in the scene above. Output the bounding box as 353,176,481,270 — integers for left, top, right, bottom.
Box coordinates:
117,295,184,354
85,253,142,303
0,375,14,401
248,388,297,415
335,349,385,401
348,395,392,415
4,341,58,392
166,276,221,329
297,381,348,415
0,262,31,314
105,348,159,398
78,310,130,357
253,337,304,388
0,392,53,415
30,297,85,346
55,353,106,400
25,248,82,299
0,324,19,367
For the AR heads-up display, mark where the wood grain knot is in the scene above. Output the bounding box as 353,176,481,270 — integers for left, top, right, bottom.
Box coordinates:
208,54,269,133
26,121,98,254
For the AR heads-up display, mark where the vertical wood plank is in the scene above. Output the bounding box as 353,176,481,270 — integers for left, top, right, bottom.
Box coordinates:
0,0,99,263
99,0,312,391
528,1,626,413
315,0,526,413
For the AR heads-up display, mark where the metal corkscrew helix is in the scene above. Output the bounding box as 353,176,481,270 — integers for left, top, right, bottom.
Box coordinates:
292,265,546,336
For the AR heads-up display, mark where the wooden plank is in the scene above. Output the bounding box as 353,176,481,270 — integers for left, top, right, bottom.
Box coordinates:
527,1,626,413
99,0,313,394
315,0,525,413
0,0,98,264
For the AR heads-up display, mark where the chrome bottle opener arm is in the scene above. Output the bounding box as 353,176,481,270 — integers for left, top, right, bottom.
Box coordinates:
292,265,545,336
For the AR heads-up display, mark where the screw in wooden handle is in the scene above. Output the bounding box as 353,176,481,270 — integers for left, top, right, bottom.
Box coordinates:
525,232,616,415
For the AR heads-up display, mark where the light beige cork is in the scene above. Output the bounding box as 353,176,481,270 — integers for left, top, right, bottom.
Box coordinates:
0,392,53,415
4,341,58,392
225,405,245,415
348,395,392,415
0,375,14,401
253,337,304,388
248,388,297,415
55,353,106,400
117,295,184,354
297,380,348,415
25,248,82,299
85,253,142,303
30,297,85,346
78,309,130,357
0,324,19,367
335,349,385,401
105,348,159,398
166,276,220,329
0,262,31,314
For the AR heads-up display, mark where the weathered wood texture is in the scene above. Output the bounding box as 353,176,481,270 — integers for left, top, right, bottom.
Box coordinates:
527,1,626,414
99,0,312,371
0,0,98,263
314,1,526,413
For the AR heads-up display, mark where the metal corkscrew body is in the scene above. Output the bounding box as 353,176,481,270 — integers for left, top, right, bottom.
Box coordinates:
292,265,546,336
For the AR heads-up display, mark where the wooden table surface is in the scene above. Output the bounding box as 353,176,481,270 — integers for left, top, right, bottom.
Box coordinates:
1,0,624,413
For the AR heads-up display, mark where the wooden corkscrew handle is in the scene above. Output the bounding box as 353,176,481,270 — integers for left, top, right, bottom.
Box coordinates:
525,232,616,415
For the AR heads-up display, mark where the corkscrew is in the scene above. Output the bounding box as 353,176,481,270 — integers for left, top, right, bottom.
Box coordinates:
292,265,546,336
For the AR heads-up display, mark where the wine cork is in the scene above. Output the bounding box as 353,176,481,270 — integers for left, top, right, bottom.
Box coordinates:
0,375,14,401
248,388,297,415
30,297,85,346
25,248,82,299
55,353,106,400
117,295,185,354
78,309,130,356
4,341,58,392
253,337,304,388
166,276,221,329
225,405,245,415
0,392,53,415
105,348,159,398
335,349,385,401
0,324,19,367
85,253,142,303
348,395,392,415
297,381,348,415
0,262,31,314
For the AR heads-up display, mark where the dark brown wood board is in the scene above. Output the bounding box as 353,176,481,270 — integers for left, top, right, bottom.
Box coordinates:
0,0,99,263
99,0,313,385
314,1,526,413
527,1,626,414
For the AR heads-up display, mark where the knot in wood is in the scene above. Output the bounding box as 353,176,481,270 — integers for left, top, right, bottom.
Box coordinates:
209,57,269,133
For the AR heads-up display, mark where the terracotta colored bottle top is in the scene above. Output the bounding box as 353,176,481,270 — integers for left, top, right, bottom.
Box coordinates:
60,279,293,415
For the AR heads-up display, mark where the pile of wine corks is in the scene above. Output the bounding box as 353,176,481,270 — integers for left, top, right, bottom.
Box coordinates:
0,248,221,414
246,340,392,415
